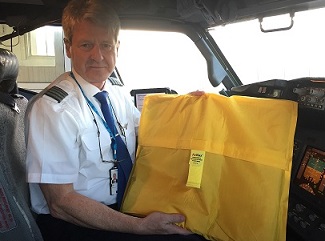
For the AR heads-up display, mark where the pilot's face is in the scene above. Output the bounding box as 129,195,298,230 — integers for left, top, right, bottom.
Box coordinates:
65,20,119,89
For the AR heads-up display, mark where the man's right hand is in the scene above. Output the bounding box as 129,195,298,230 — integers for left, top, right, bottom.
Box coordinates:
136,211,192,235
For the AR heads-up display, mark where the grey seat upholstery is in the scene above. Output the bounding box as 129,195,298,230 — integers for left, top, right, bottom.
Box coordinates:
0,48,43,241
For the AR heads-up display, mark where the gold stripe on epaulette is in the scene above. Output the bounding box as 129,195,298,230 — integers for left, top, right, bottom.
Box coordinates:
44,86,68,103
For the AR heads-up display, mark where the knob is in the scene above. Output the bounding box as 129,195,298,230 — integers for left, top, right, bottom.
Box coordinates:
294,216,300,223
300,96,306,102
310,88,325,97
300,221,307,228
319,223,325,231
307,96,317,103
309,214,318,221
293,88,307,95
295,204,305,212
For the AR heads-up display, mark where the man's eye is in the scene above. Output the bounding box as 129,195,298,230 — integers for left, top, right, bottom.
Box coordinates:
102,43,113,50
80,43,93,49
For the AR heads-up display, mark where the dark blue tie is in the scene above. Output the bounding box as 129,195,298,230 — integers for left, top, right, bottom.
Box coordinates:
94,91,133,210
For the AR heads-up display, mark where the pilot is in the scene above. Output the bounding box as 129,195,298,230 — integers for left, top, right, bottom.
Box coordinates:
25,0,206,241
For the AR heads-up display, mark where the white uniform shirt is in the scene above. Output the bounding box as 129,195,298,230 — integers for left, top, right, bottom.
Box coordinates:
26,70,140,214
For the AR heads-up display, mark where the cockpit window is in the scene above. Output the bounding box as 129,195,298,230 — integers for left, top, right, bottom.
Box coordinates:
117,30,216,94
209,7,325,85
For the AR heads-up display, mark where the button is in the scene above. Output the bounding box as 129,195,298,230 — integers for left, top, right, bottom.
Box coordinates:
295,204,305,212
319,223,325,231
309,214,318,222
294,216,300,223
300,221,307,228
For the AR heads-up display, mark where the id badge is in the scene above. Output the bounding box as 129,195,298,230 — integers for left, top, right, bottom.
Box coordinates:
109,166,118,195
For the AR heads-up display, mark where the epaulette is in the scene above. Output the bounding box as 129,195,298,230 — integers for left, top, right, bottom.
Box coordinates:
44,86,68,103
108,77,124,86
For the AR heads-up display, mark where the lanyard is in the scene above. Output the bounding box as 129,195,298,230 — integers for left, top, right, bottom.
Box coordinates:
69,72,118,160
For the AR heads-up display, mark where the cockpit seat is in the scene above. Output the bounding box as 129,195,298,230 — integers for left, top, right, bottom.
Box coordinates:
0,48,43,241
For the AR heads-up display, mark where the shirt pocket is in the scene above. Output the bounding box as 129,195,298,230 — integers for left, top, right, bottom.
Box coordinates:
77,130,113,192
80,130,112,163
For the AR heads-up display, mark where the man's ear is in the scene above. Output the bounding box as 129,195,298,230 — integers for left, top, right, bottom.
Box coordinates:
64,38,72,58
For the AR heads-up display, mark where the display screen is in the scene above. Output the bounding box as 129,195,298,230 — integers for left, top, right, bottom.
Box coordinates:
294,146,325,199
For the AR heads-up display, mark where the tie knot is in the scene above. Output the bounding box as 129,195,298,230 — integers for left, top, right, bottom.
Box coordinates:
94,91,108,104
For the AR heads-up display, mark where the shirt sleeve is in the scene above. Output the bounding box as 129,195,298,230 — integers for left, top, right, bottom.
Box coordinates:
26,94,80,184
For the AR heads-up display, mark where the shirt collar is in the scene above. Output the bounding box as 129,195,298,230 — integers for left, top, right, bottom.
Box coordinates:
71,69,109,98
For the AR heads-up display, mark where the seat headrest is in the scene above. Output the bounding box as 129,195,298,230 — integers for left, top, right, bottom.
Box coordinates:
0,48,19,94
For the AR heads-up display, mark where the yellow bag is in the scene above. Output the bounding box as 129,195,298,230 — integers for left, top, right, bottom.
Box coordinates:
121,93,297,241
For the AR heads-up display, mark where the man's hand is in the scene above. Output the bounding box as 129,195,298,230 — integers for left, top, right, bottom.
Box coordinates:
188,90,205,96
137,211,192,235
40,183,191,235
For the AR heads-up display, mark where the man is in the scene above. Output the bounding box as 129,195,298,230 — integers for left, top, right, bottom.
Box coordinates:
25,0,206,240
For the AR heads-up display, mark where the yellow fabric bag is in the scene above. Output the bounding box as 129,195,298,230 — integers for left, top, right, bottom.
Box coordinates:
121,93,298,241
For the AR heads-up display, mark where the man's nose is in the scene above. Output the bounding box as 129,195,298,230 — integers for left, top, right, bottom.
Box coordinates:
90,44,104,61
